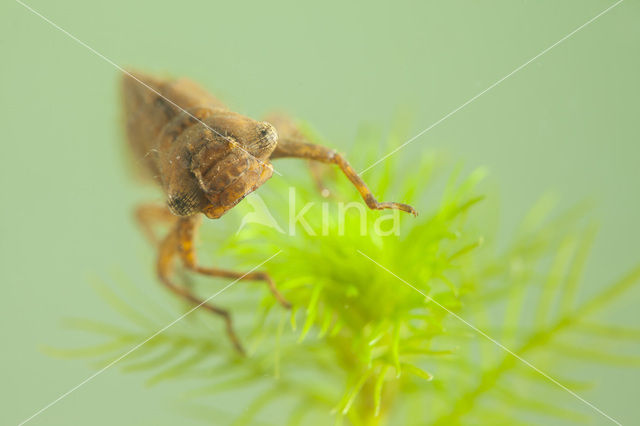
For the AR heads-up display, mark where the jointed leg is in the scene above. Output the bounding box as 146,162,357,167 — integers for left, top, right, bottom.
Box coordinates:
308,160,333,198
157,220,245,354
174,217,291,309
135,203,177,245
265,114,417,216
154,216,290,354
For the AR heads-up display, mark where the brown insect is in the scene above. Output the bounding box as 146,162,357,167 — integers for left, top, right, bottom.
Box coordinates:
122,71,417,354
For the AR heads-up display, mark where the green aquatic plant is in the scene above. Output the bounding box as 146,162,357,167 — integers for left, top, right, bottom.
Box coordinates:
50,121,640,425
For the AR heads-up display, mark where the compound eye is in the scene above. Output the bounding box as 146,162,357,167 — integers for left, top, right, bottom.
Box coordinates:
167,190,201,216
249,122,278,157
258,121,277,141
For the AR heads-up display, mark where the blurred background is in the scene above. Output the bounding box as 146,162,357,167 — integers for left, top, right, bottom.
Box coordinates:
1,0,638,424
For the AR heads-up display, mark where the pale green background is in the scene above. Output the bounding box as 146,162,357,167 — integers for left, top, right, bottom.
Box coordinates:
1,0,639,424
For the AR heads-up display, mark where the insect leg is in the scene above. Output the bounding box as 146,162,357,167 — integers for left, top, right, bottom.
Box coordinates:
134,203,176,245
265,113,417,216
307,159,335,197
175,217,291,309
157,219,245,354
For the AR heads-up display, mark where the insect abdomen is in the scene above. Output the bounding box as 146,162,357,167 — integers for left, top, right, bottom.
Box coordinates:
121,71,224,179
